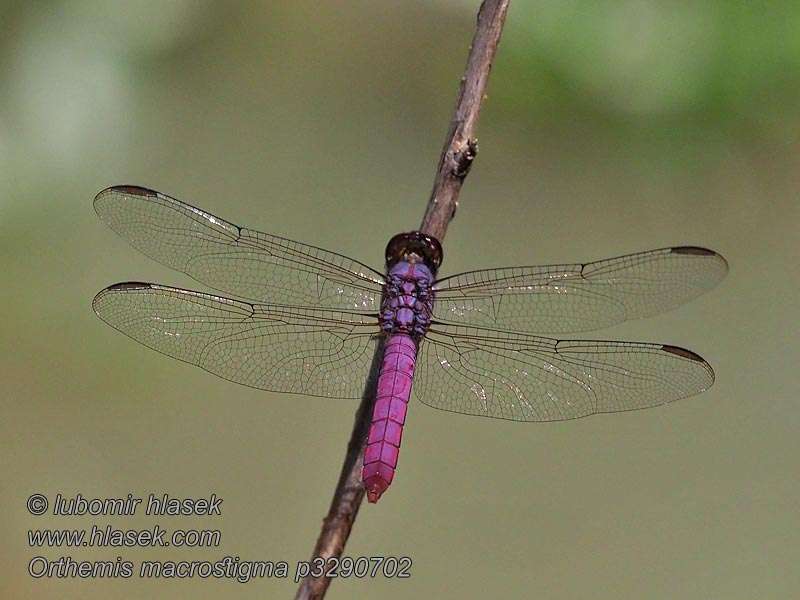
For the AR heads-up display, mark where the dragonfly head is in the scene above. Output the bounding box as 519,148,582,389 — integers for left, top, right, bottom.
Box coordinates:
385,231,443,274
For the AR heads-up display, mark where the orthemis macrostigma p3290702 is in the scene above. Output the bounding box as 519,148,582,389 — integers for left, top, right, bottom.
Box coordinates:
93,186,727,502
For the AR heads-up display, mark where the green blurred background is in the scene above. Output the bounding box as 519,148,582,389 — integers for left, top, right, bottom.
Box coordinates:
2,1,798,598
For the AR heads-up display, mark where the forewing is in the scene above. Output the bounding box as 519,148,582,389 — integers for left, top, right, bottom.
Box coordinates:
433,247,728,334
94,186,385,309
93,283,380,398
414,324,714,421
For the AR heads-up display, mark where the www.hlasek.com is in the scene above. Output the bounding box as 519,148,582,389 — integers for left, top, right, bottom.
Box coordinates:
29,525,221,548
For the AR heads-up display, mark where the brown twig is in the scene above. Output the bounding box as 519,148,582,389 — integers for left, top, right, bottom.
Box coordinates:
295,2,509,598
421,0,509,240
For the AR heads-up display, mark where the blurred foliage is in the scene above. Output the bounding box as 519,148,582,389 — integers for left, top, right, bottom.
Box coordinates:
2,0,798,199
498,1,800,138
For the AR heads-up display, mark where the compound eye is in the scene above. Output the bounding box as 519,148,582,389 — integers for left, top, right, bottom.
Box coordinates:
422,234,443,269
384,233,408,265
384,231,443,272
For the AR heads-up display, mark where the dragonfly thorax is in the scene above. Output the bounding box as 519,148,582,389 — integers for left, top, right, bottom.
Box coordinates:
379,262,435,338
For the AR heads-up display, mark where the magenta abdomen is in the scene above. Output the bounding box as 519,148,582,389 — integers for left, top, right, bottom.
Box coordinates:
363,334,416,502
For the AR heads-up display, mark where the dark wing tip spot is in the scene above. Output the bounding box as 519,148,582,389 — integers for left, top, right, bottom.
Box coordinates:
661,344,704,362
113,185,158,197
671,246,729,274
671,246,717,256
105,282,154,292
93,282,154,316
95,185,158,202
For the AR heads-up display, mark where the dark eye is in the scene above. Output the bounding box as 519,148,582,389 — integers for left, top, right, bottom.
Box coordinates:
384,232,443,271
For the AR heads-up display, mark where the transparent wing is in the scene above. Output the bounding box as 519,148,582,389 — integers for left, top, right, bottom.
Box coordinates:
94,186,385,309
433,247,728,334
93,282,380,398
414,323,714,422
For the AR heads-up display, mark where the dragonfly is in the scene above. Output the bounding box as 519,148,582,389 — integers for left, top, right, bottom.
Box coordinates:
93,186,727,502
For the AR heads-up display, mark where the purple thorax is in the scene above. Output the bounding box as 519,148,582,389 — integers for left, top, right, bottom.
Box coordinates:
378,230,442,339
379,262,435,337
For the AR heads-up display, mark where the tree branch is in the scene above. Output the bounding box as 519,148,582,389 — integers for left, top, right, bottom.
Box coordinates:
421,0,509,240
295,2,509,598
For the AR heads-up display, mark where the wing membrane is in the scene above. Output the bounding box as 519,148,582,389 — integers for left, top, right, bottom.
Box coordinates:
433,247,728,334
93,282,380,398
415,323,714,422
94,186,385,309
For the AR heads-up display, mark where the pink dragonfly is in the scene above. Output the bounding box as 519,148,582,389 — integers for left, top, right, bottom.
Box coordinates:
93,186,727,502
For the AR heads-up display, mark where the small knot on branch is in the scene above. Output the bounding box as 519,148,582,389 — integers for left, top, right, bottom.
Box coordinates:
453,138,479,179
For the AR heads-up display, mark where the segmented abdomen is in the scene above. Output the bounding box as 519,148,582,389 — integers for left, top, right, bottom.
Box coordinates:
363,334,416,503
